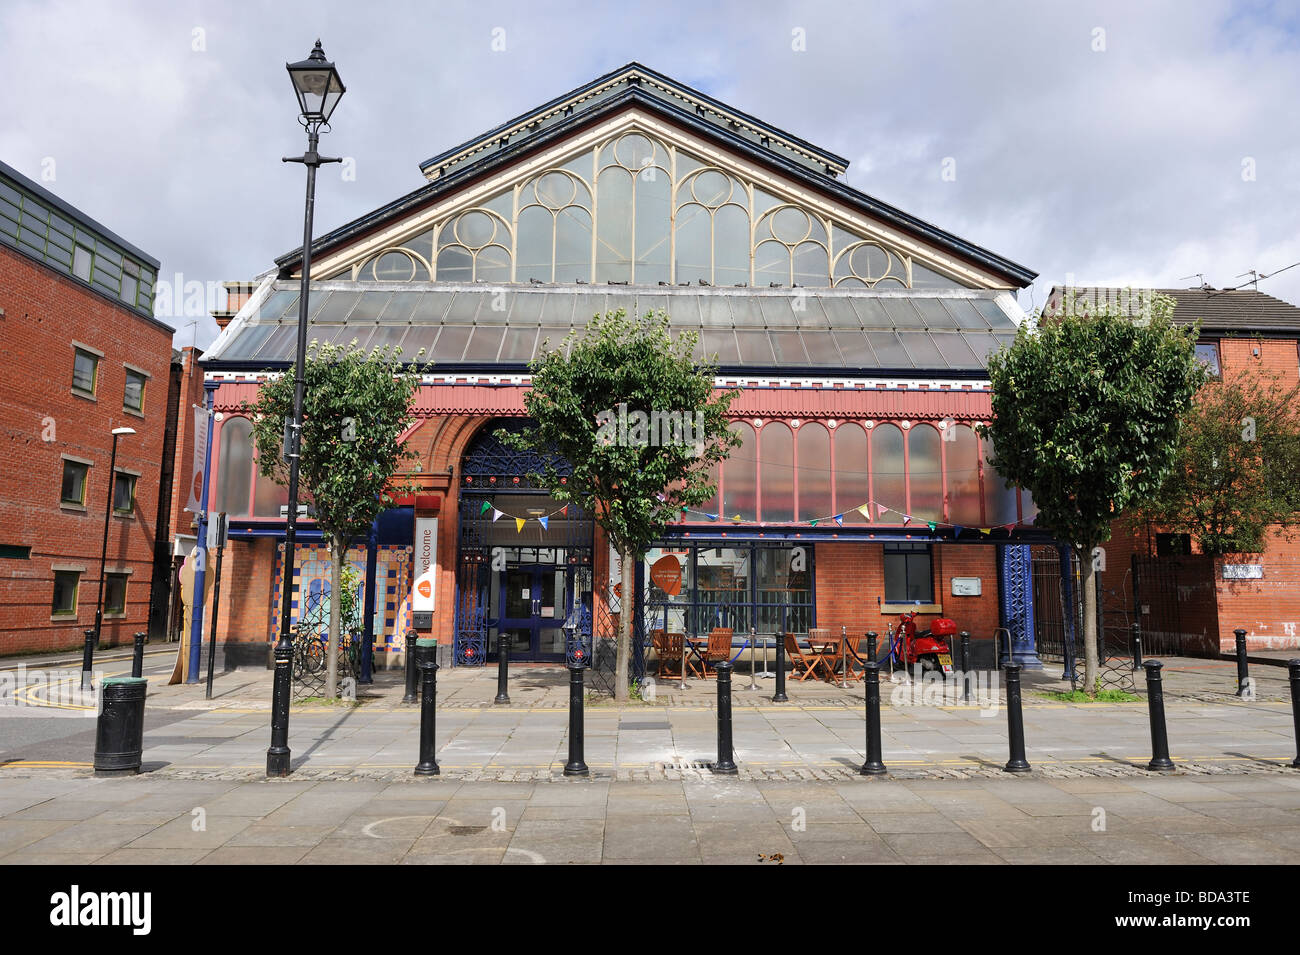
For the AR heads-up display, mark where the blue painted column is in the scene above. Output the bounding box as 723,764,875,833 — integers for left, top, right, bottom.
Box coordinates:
998,543,1043,669
187,382,218,683
360,522,378,684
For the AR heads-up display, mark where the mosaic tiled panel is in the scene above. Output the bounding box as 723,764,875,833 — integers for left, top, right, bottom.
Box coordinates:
268,544,413,651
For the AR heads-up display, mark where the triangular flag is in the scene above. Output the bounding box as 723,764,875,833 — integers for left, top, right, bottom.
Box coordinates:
515,517,526,533
1002,523,1016,532
539,517,549,530
480,500,492,515
731,514,742,523
857,504,871,520
980,528,991,536
706,513,718,521
927,522,937,532
833,514,843,526
902,515,912,526
492,509,504,522
681,506,689,514
810,519,819,527
560,505,568,516
954,525,964,538
876,503,888,517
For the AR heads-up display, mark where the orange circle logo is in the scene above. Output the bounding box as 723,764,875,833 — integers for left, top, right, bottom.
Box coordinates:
417,580,432,598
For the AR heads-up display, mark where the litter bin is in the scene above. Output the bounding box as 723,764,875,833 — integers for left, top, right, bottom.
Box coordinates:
93,676,148,775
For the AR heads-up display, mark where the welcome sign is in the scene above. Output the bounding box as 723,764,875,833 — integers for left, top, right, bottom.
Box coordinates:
413,518,437,618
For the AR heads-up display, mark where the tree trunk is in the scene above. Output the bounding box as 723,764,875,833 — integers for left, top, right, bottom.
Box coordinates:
1079,545,1099,698
326,539,341,700
615,542,634,702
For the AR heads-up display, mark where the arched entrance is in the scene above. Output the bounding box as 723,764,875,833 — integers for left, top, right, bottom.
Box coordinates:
454,419,595,665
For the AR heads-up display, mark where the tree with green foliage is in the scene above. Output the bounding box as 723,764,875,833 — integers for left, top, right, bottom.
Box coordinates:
1140,367,1300,555
978,294,1206,695
245,341,425,698
499,309,741,700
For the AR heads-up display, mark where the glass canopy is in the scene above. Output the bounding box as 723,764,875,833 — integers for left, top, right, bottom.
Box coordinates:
206,283,1021,371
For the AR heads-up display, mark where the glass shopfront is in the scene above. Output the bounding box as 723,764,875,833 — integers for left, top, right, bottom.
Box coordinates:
642,542,814,638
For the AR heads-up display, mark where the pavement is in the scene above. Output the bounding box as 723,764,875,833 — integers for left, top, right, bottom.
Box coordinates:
1,647,1297,864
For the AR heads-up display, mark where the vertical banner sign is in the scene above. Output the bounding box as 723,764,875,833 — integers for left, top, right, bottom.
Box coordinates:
185,406,208,513
412,518,438,624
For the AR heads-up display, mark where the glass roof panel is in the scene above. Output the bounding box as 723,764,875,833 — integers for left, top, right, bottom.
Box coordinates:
254,325,298,359
911,297,960,328
820,297,861,328
865,331,912,367
666,295,700,326
220,323,275,360
700,328,739,364
378,291,424,322
698,295,733,327
965,332,1012,365
346,291,391,323
830,330,876,366
538,293,575,325
462,325,506,362
974,298,1018,329
499,326,538,362
367,324,409,353
758,296,800,328
402,326,440,356
943,299,992,330
735,329,775,364
931,332,980,367
636,293,670,318
255,290,299,321
800,330,842,366
898,331,945,369
881,298,926,327
412,291,456,323
432,325,473,362
312,291,362,323
770,330,807,364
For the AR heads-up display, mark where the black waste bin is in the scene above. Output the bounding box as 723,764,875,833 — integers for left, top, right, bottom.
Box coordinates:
93,676,148,775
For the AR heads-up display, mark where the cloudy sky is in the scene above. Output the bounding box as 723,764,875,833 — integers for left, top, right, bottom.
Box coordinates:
2,0,1297,347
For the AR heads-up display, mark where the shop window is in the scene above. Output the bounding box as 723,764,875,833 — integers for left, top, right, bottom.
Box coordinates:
908,425,943,522
105,573,128,614
759,422,793,522
112,472,137,515
884,543,933,603
833,423,869,522
217,417,254,517
796,422,831,521
871,423,906,516
52,570,80,615
60,459,89,505
721,421,756,521
944,424,983,525
980,435,1019,525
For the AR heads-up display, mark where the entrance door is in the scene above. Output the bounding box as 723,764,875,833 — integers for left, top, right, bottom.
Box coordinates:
495,564,570,662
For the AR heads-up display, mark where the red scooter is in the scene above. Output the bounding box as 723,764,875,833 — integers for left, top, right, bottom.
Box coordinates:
890,611,956,675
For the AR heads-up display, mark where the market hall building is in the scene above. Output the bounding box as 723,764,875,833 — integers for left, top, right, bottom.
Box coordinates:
200,63,1057,673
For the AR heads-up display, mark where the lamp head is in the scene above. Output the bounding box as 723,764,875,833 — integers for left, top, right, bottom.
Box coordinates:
286,40,345,124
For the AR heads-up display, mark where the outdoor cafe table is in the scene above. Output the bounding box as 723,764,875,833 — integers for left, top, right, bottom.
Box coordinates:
806,631,851,685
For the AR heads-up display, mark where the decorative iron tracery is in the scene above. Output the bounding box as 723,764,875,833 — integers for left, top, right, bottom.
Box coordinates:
341,130,970,290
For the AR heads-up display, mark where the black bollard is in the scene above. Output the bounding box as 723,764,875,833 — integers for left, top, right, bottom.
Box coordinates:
1131,622,1144,671
1002,663,1031,773
866,631,878,664
131,631,146,679
860,662,887,776
80,627,96,691
414,638,440,776
1288,661,1300,769
960,630,972,703
564,665,589,776
772,629,788,702
93,676,147,775
495,635,511,705
1234,628,1249,697
401,633,418,704
1143,660,1175,772
714,661,738,774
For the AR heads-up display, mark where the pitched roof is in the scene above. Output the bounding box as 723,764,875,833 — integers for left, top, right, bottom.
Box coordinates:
203,282,1024,376
274,66,1036,288
1046,286,1300,334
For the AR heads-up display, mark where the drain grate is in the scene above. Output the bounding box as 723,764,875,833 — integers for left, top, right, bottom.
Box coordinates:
658,758,715,772
447,825,487,836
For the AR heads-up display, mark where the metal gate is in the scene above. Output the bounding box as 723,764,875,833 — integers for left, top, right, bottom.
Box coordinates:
1131,554,1218,657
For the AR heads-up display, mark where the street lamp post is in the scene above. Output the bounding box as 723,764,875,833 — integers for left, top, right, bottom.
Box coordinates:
92,426,136,670
267,40,345,778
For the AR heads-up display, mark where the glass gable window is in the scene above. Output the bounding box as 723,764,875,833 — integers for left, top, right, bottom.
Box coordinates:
884,542,933,603
343,130,974,289
1195,342,1221,378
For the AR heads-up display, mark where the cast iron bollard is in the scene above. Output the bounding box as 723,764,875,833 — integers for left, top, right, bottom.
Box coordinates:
714,661,738,774
93,676,147,775
495,636,510,705
1130,622,1144,671
860,661,887,776
414,638,440,776
1143,660,1175,772
772,629,788,702
1002,663,1031,774
1234,628,1249,697
866,631,877,664
1289,660,1300,769
81,627,96,691
402,633,419,704
960,630,972,702
131,631,146,679
564,665,589,776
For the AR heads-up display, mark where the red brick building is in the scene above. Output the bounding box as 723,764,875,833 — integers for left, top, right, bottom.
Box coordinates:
1045,286,1300,657
0,159,173,653
199,64,1055,676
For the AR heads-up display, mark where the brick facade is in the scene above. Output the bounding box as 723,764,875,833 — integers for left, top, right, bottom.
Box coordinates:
0,244,173,652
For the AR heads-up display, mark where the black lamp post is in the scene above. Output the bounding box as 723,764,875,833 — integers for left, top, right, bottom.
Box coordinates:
267,40,345,778
92,426,136,664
